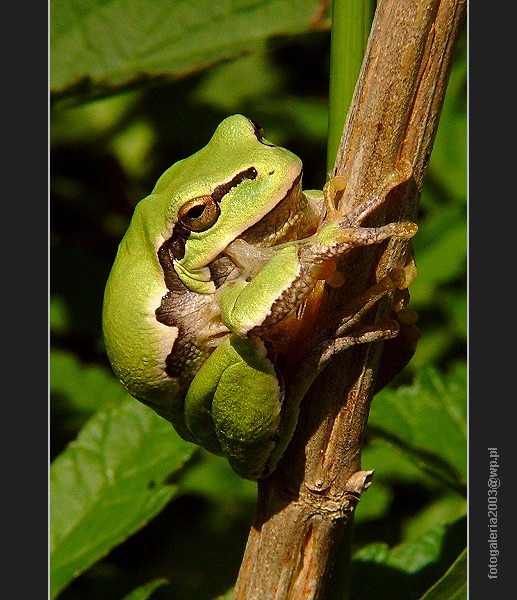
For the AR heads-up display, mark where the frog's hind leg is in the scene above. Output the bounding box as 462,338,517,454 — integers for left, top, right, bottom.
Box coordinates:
312,263,418,369
334,266,410,337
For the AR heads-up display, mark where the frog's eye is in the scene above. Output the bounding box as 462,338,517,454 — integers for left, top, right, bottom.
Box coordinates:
177,195,220,232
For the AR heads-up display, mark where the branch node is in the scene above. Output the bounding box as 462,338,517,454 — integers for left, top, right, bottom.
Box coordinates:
298,470,375,523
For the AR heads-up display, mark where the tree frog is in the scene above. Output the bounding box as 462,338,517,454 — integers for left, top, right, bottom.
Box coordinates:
102,114,416,480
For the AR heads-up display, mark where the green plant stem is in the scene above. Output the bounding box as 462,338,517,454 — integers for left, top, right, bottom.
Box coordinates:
327,0,374,173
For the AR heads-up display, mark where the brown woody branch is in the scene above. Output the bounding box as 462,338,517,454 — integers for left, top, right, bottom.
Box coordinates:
234,1,466,598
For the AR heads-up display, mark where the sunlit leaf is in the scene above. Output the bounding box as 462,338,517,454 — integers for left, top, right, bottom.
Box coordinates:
351,518,466,600
369,365,467,489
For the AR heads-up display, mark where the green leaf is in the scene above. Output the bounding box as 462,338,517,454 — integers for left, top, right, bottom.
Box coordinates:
351,517,466,600
50,396,196,598
354,481,393,524
439,290,467,339
360,440,466,533
369,365,467,489
50,0,321,95
384,526,455,574
410,206,466,307
403,496,467,542
121,578,169,600
419,549,467,600
194,52,281,112
180,449,256,504
410,330,458,372
427,39,466,202
362,438,431,485
50,349,121,414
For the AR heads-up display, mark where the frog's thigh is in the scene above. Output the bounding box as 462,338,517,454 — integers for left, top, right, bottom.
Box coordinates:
214,337,283,479
184,339,237,455
185,336,283,478
184,343,228,454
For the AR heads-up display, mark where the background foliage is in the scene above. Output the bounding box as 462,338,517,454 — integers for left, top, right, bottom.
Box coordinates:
50,1,467,598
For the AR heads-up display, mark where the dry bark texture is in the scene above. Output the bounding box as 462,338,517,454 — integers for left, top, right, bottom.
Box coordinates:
234,1,466,598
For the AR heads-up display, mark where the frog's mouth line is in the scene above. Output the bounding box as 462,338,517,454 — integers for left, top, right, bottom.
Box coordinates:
240,170,303,247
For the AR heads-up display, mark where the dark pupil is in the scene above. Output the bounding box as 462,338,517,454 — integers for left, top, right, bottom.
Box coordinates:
186,204,205,219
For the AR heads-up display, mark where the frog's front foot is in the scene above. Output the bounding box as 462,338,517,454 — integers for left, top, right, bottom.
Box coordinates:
334,220,417,247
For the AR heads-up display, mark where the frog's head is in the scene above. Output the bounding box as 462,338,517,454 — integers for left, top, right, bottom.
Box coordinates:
141,115,303,282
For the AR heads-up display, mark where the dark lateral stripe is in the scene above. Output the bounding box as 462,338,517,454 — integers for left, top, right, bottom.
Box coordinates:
159,222,190,264
212,166,258,202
